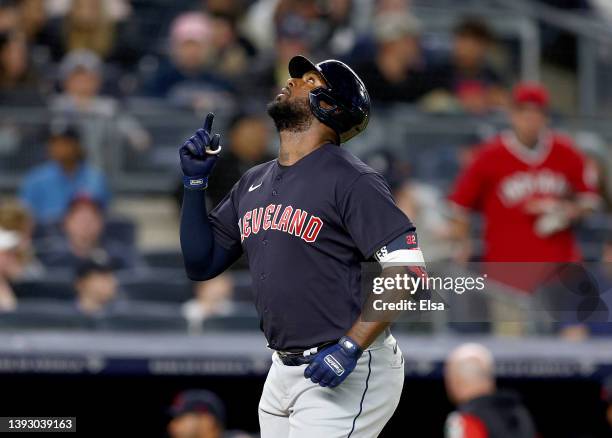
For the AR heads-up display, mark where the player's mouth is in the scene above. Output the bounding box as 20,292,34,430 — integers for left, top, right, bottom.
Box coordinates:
276,87,291,99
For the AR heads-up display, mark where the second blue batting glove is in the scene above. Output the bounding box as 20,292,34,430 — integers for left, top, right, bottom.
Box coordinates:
304,336,363,388
180,112,222,190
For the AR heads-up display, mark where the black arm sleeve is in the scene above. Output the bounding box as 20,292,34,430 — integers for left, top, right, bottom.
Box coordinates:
180,189,242,281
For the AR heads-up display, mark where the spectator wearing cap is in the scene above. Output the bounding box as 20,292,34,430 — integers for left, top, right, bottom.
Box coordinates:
168,389,226,438
73,253,119,316
355,13,441,104
448,82,601,266
168,389,252,438
0,227,21,311
19,122,110,224
430,17,508,114
142,12,234,110
50,49,151,165
37,195,142,273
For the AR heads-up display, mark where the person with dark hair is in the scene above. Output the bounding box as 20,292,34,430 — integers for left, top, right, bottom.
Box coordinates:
0,31,44,104
432,17,508,114
19,122,110,224
179,54,421,436
168,389,252,438
73,252,119,316
356,13,439,104
37,195,141,272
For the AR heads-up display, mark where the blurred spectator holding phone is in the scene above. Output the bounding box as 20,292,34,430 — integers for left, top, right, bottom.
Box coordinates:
19,121,109,225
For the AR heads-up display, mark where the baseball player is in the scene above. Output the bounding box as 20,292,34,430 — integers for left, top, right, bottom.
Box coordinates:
179,55,425,437
444,343,537,438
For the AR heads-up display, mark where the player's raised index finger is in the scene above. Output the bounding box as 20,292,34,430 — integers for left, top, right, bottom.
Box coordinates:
203,112,215,132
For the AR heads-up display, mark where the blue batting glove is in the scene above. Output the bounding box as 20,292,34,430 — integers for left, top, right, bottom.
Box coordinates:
179,112,222,190
304,336,363,388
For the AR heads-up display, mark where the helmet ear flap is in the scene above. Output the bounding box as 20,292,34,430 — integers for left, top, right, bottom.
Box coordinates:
309,88,354,143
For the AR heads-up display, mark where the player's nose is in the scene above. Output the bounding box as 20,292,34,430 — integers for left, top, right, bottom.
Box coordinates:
287,78,298,88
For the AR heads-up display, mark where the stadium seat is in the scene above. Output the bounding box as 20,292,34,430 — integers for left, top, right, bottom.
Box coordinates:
104,217,137,248
12,278,76,301
0,300,96,330
118,269,193,303
143,250,185,269
201,305,260,331
99,302,186,332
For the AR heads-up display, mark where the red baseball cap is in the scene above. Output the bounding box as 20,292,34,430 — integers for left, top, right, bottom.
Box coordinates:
512,82,549,109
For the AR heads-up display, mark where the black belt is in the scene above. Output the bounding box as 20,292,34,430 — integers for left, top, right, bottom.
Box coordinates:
275,340,337,366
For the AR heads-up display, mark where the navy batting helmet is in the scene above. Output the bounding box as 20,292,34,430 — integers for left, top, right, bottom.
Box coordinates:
288,55,370,143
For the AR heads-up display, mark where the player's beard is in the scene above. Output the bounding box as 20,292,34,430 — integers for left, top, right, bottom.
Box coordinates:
266,96,313,134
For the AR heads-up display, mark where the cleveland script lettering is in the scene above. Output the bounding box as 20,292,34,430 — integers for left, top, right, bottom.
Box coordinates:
239,204,324,243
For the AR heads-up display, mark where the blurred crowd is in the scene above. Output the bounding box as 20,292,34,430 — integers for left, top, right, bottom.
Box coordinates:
0,0,519,114
0,0,610,337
